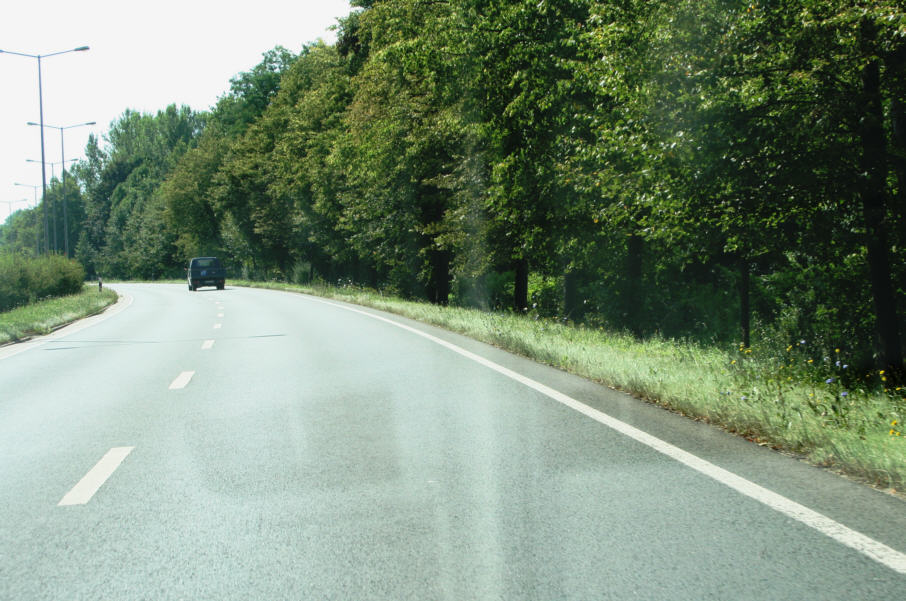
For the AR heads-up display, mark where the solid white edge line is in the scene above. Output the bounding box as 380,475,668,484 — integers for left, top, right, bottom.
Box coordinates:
58,447,134,506
169,370,195,390
307,295,906,575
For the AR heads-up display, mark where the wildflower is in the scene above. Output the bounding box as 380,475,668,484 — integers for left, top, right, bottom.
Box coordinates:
744,349,752,354
835,360,841,367
808,359,814,364
840,391,848,397
800,339,806,345
826,378,835,384
731,360,737,365
893,420,900,427
835,348,840,354
843,364,848,369
741,396,747,401
786,345,793,352
881,370,886,375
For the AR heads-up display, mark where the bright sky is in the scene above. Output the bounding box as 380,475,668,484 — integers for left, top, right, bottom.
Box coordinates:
1,0,352,224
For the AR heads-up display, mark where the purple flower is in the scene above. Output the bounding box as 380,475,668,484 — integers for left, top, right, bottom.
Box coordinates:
826,378,835,384
840,391,848,397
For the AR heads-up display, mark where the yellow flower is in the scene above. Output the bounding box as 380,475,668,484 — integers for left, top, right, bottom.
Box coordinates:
893,420,899,427
786,345,793,352
880,370,886,375
808,359,814,364
835,348,840,353
731,360,737,365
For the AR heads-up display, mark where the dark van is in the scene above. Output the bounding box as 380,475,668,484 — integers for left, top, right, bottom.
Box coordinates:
187,257,226,291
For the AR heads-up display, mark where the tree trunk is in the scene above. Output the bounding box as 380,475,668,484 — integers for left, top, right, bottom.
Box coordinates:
514,257,528,312
886,49,906,227
739,259,751,348
427,250,451,305
625,233,643,337
563,268,584,322
859,46,904,372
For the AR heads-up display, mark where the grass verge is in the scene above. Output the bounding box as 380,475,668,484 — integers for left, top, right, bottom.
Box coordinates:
235,279,906,493
0,284,118,345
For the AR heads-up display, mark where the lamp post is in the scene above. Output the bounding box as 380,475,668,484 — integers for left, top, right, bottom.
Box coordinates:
14,183,40,255
0,199,27,223
0,45,90,254
28,121,95,257
26,158,78,253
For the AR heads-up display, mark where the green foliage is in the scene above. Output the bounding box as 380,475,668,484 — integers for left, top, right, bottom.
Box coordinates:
2,0,903,374
0,253,85,312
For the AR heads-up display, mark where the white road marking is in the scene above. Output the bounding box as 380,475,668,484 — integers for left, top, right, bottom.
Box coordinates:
58,447,134,506
309,296,906,575
169,371,195,390
202,340,215,350
213,323,222,329
217,313,224,318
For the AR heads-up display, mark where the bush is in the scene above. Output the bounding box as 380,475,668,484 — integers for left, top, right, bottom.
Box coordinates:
0,253,86,312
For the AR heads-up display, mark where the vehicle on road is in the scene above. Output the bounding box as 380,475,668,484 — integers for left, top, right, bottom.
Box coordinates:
187,257,226,291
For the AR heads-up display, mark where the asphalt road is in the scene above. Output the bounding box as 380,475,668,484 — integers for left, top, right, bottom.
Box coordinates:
1,283,905,600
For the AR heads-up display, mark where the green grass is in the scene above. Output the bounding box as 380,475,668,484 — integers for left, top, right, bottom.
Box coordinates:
235,279,906,492
0,284,118,345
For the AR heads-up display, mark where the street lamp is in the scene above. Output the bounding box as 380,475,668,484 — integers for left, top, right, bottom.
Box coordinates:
0,199,27,223
0,45,90,254
28,121,95,257
26,158,79,253
14,183,40,255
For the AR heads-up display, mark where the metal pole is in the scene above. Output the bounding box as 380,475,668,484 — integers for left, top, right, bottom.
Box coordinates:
60,131,68,257
37,55,49,254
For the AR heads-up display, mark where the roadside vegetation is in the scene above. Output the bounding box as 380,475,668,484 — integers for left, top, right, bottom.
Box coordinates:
237,279,906,493
0,283,117,345
0,253,85,312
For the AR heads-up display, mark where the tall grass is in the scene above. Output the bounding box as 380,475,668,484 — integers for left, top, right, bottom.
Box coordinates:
0,284,117,344
236,279,906,492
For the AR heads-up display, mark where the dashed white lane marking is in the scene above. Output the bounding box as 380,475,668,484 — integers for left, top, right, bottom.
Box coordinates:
168,371,195,390
213,323,222,329
201,340,215,350
307,295,906,575
217,313,224,318
59,447,134,506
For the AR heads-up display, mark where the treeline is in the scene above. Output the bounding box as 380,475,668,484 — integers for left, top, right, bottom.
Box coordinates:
1,0,904,372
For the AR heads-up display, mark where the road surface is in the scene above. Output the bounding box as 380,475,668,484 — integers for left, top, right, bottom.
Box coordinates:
1,283,905,599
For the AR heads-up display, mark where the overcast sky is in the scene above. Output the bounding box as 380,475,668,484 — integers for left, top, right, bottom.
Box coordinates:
1,0,352,224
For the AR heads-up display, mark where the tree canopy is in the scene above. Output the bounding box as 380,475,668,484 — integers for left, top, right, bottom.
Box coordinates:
2,0,903,373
